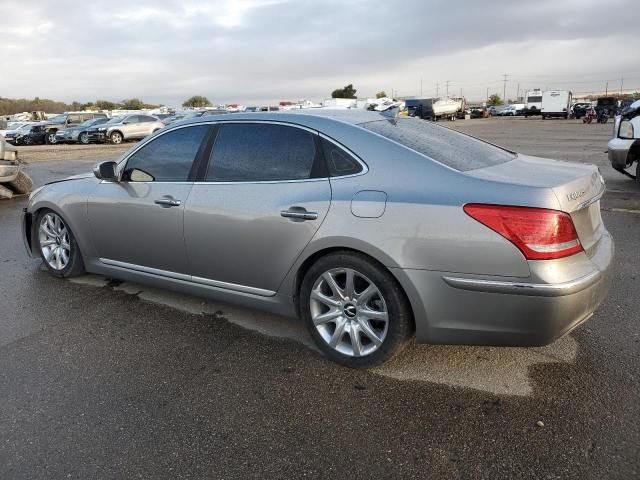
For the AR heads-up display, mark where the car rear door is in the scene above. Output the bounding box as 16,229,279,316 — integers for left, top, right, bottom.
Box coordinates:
88,124,211,275
183,121,331,295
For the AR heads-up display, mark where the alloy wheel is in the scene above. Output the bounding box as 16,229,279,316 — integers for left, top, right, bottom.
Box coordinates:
79,132,89,144
47,133,57,144
38,212,71,271
310,268,389,357
111,132,122,144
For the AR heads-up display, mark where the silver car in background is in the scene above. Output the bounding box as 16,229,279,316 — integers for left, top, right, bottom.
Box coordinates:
54,117,111,144
22,111,613,367
86,114,165,144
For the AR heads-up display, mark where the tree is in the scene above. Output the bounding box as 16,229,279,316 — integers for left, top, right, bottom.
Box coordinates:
375,91,387,99
182,95,212,108
487,94,503,106
331,84,357,99
95,100,119,111
121,98,144,110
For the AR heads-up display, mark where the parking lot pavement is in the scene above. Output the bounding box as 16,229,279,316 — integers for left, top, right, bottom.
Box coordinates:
1,124,639,479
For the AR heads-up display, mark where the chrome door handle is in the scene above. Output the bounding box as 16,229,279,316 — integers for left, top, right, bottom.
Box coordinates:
280,210,318,221
155,197,182,207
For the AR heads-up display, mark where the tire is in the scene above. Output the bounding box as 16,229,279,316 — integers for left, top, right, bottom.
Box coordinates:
79,132,90,144
22,136,33,146
35,209,85,278
636,162,640,186
46,131,57,144
110,131,123,144
299,251,413,368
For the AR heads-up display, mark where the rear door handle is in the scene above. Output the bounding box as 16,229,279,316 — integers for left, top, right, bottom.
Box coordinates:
155,197,182,207
280,209,318,221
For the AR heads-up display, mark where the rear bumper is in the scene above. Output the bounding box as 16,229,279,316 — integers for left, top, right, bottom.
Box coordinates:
608,138,634,170
402,232,614,346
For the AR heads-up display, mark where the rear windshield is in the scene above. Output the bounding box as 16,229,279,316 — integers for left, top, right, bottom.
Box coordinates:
359,118,515,172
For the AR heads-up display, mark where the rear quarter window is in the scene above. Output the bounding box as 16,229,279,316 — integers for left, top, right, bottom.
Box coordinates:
360,118,515,171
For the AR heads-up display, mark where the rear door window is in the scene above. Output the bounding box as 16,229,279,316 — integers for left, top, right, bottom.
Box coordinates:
360,118,515,171
206,123,321,182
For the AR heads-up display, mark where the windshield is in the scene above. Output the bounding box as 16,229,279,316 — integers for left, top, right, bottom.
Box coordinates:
7,122,23,129
18,124,32,131
47,114,67,124
359,117,515,172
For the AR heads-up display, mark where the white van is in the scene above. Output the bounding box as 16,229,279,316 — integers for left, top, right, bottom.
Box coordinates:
524,89,543,117
541,90,572,119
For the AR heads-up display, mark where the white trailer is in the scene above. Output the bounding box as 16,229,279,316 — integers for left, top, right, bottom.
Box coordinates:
524,89,543,117
541,90,572,119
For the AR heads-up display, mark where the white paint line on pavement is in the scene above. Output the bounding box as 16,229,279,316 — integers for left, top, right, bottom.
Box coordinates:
69,273,577,396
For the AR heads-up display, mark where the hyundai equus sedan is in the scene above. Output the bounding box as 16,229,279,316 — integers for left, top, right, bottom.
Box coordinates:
22,111,613,367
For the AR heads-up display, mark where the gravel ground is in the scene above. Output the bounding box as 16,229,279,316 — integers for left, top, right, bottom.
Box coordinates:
1,118,639,479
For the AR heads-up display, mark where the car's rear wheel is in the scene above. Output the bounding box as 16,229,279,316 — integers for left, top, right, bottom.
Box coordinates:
300,252,413,368
36,210,85,278
110,131,123,144
46,132,57,144
79,132,90,144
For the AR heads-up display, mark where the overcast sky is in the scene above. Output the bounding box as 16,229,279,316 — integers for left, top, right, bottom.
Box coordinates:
2,0,639,106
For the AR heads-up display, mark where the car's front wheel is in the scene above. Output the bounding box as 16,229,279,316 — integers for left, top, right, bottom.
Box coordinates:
110,132,123,144
79,132,90,144
36,210,85,277
46,132,58,144
300,252,413,368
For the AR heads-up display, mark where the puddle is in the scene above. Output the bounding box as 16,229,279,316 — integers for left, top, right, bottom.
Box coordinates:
70,273,578,396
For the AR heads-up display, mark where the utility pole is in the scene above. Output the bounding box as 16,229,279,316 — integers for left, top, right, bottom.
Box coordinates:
445,80,450,97
516,82,520,101
420,77,423,97
486,87,489,100
502,74,508,102
436,83,439,97
605,82,608,96
620,76,624,96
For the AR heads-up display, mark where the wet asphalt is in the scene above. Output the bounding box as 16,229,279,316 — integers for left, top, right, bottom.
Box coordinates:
1,119,639,479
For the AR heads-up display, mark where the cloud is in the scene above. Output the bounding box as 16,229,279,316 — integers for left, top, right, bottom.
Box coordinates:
1,0,638,105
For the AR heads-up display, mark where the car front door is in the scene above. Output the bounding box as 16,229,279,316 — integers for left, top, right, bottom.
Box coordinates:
184,122,331,295
88,124,211,275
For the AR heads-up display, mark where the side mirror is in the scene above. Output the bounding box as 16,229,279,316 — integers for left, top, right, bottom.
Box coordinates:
93,161,118,181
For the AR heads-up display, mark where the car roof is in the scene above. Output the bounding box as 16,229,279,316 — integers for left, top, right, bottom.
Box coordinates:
164,109,394,130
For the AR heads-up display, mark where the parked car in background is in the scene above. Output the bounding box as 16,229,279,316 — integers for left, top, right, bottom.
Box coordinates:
571,102,592,119
597,97,618,117
488,105,506,116
14,125,48,145
541,90,572,119
54,117,111,144
609,100,640,183
42,112,108,145
2,124,35,145
0,122,31,137
469,106,489,118
86,114,164,144
23,110,613,367
499,105,518,116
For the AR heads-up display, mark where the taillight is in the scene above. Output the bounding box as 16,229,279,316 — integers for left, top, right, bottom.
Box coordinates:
464,204,583,260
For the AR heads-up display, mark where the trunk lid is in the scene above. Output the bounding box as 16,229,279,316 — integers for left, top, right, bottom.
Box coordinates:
467,154,606,255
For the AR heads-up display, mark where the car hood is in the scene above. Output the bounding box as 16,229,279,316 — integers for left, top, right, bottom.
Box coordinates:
45,172,94,186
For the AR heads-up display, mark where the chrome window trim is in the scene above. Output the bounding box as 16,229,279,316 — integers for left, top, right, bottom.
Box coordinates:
99,258,276,297
115,119,370,185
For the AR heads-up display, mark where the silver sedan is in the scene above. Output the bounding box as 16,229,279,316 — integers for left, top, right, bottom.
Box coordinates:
22,111,613,367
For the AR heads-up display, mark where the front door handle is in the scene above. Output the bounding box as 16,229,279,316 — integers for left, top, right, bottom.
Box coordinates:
281,209,318,221
155,197,182,208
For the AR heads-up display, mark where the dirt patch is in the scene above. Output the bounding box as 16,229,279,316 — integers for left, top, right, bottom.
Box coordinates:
16,143,134,163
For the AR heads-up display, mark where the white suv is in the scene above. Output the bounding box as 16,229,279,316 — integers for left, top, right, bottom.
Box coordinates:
608,100,640,183
87,114,165,144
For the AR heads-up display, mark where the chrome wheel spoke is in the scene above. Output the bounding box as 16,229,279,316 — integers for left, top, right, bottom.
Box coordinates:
349,325,363,357
312,309,342,326
344,269,355,298
357,318,383,346
322,272,345,300
310,289,340,309
355,284,376,306
329,318,347,348
359,307,388,322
